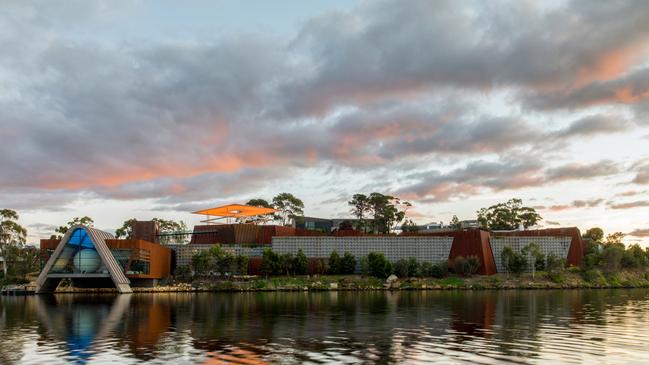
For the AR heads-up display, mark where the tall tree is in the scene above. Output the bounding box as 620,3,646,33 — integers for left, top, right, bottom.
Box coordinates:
246,198,273,208
367,193,410,234
51,216,94,239
272,193,304,226
0,209,27,277
449,215,461,230
115,218,137,239
476,198,541,230
583,227,605,243
349,194,372,232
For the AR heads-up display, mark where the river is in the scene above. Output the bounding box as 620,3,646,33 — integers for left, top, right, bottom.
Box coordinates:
1,289,649,364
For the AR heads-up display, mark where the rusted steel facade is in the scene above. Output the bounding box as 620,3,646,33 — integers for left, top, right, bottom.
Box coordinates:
105,239,172,280
401,229,497,275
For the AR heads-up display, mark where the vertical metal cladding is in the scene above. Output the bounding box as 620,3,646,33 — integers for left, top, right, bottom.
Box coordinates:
490,236,572,273
402,229,497,275
271,236,453,264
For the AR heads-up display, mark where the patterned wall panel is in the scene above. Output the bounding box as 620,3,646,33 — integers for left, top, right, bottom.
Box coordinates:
271,236,453,264
170,244,265,267
490,236,571,273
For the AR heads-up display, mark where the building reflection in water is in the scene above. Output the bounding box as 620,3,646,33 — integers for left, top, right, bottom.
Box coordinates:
1,289,648,363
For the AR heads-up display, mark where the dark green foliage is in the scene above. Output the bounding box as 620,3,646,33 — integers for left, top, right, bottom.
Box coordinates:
501,246,527,276
419,261,448,278
582,269,607,285
453,255,480,276
279,253,295,275
328,250,342,274
476,198,542,230
582,227,604,243
622,244,648,268
191,250,211,276
272,193,305,226
359,256,369,276
174,265,192,282
545,253,565,273
341,251,356,274
367,252,393,278
236,255,249,275
313,258,329,275
600,244,624,273
261,248,281,276
582,242,601,270
294,249,308,275
394,257,420,277
522,243,545,271
393,259,410,278
348,192,410,233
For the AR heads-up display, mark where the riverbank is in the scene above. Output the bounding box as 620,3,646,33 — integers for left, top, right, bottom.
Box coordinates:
43,269,649,293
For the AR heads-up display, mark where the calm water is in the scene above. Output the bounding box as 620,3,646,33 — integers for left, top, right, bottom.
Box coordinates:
2,290,649,364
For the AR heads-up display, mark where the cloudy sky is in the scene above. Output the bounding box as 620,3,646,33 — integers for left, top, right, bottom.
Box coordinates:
1,0,648,245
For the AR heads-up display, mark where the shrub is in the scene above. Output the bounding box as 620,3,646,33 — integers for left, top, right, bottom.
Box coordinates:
313,258,328,275
261,248,281,276
394,259,410,278
582,269,607,285
294,249,308,275
328,250,342,275
429,261,449,278
407,257,419,277
522,243,545,271
279,253,295,275
235,255,249,275
622,244,648,268
453,256,480,276
367,252,393,278
341,251,357,274
545,253,565,274
600,244,624,273
359,256,369,276
501,246,527,276
191,250,211,276
582,242,601,270
174,265,192,282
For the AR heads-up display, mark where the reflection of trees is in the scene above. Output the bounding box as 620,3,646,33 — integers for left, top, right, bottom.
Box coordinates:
2,289,649,362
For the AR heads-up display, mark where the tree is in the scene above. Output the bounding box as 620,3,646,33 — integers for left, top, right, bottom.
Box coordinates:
51,216,94,239
272,193,304,226
449,215,461,230
246,198,273,208
294,249,308,275
401,219,420,233
115,218,137,239
367,252,393,278
328,250,342,274
338,220,354,231
0,209,27,277
522,243,545,272
583,227,604,243
476,198,541,230
349,194,372,232
367,192,410,233
501,246,528,276
341,252,357,275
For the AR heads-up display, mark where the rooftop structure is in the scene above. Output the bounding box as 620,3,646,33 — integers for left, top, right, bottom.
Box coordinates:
193,204,277,224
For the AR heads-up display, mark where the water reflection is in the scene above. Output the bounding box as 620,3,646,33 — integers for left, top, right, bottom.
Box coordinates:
2,289,649,364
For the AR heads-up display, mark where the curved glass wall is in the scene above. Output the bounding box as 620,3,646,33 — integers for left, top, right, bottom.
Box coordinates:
49,228,107,274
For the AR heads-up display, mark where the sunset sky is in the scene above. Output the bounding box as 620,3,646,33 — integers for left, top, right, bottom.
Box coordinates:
1,0,648,245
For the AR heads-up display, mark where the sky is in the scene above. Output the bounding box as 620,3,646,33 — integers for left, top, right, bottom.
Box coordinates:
0,0,648,245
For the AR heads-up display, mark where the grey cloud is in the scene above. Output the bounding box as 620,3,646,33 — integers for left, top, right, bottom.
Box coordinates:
632,160,649,185
398,159,619,202
628,228,649,237
609,200,649,209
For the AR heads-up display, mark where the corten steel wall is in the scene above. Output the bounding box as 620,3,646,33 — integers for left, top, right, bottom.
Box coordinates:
40,239,60,265
188,224,324,245
494,227,584,267
401,229,497,275
105,239,172,280
133,221,159,243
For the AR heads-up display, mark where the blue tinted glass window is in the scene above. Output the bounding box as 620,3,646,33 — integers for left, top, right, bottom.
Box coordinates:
66,228,95,249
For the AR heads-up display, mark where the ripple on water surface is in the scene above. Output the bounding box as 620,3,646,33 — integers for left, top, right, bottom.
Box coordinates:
2,289,649,364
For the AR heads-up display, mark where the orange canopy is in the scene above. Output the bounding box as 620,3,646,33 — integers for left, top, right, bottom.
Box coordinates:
192,204,277,218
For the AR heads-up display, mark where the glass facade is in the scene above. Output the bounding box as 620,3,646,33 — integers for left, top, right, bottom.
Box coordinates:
111,248,151,275
49,228,107,274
